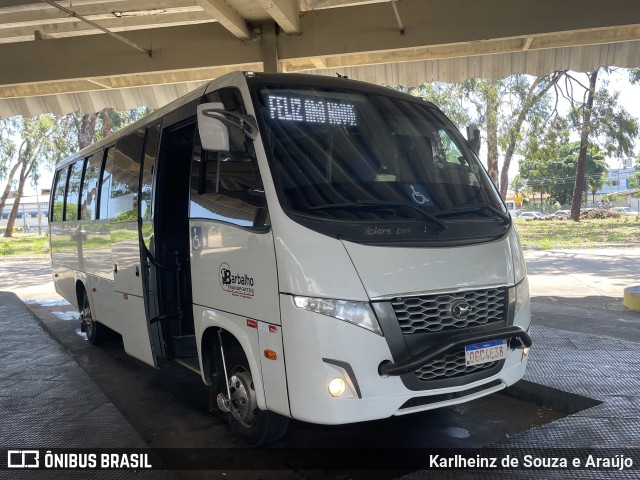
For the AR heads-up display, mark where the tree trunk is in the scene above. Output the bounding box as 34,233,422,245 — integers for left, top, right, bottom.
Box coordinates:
4,157,35,238
100,108,114,138
79,113,97,150
570,71,599,222
485,90,500,189
4,175,26,237
0,161,20,217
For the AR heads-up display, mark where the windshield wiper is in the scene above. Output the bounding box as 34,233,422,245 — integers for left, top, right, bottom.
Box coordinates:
435,204,510,222
308,201,448,230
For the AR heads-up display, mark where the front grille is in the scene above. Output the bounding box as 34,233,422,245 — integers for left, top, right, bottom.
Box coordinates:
399,379,503,409
414,349,498,382
391,287,507,335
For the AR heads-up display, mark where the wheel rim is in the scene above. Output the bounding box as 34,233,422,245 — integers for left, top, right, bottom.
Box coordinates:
228,368,257,428
81,293,94,336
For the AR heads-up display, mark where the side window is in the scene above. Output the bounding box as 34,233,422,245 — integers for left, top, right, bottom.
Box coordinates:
51,168,68,222
109,128,145,221
190,88,267,229
190,148,267,228
141,123,160,219
437,130,466,166
80,152,102,220
65,161,83,221
99,148,114,220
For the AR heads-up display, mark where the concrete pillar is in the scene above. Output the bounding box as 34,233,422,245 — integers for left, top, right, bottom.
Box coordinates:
261,21,281,73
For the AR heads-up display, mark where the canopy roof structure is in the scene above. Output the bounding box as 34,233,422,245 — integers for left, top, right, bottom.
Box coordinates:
1,0,639,118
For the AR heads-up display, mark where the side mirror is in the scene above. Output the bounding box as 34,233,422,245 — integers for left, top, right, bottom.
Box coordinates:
197,102,259,152
197,102,229,152
466,124,481,156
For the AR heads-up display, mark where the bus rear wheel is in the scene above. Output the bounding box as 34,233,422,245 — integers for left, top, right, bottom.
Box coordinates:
224,346,289,446
80,289,105,345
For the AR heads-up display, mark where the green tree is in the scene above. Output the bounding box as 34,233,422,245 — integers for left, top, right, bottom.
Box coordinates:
562,69,638,220
70,106,150,150
520,140,606,207
413,74,564,198
411,82,471,128
2,115,74,237
519,116,571,207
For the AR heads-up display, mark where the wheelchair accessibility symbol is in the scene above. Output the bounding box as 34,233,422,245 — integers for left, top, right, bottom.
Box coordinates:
191,226,202,252
405,184,432,206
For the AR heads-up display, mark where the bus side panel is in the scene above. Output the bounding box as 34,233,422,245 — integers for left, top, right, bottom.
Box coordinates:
51,263,77,308
111,219,156,366
257,321,290,417
88,275,122,334
118,293,155,365
49,215,77,306
82,219,113,282
189,220,280,324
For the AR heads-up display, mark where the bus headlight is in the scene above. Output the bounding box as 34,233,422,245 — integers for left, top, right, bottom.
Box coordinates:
293,296,383,335
328,377,347,397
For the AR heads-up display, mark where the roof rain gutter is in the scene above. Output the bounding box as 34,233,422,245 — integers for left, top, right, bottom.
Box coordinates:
43,0,152,57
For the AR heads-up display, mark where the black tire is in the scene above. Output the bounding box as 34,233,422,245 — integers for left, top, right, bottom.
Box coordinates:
80,289,106,345
223,346,290,446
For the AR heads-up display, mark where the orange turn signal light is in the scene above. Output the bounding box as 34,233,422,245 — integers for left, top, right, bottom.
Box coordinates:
264,349,277,361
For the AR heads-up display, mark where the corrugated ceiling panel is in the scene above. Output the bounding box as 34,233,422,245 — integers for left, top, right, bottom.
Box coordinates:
1,42,639,119
312,41,640,86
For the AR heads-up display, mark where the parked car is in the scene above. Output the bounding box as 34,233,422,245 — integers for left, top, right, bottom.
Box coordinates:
548,210,571,219
609,207,639,215
519,211,545,221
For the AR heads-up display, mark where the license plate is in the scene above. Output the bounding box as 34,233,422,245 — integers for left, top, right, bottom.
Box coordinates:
465,339,507,366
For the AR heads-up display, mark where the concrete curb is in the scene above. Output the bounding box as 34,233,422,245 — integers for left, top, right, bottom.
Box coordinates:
623,286,640,311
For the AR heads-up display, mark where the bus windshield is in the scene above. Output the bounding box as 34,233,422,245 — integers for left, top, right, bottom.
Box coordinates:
254,86,509,245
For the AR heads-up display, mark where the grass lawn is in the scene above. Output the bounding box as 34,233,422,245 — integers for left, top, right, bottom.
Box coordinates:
0,235,49,257
0,218,638,256
515,217,640,250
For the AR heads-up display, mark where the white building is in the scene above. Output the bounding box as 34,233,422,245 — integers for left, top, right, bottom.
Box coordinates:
0,190,50,234
597,168,637,195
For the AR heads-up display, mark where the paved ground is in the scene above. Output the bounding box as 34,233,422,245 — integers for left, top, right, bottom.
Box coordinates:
1,248,639,479
526,248,640,342
401,247,640,479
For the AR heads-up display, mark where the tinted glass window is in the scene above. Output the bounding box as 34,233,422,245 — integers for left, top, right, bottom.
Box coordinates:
109,129,144,221
99,148,114,220
65,161,83,221
52,168,68,222
80,153,101,220
190,148,267,228
141,124,160,219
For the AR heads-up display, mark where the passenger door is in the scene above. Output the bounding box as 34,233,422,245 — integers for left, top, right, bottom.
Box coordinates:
110,126,161,366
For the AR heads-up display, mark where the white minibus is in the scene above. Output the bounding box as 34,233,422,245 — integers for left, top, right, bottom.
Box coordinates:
50,72,531,446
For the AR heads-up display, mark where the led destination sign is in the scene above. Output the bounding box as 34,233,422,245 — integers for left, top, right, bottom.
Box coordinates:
267,94,357,126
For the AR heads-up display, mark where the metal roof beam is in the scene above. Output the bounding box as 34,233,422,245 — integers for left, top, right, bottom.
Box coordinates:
256,0,300,34
0,9,212,44
195,0,251,40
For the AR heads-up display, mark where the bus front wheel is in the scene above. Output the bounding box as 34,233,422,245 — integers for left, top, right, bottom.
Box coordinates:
80,289,105,345
224,346,289,446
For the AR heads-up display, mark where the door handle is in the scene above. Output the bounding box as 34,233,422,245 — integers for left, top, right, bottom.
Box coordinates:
113,263,118,274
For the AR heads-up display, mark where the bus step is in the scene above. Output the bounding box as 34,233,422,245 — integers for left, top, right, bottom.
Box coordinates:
171,334,197,357
174,357,202,375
